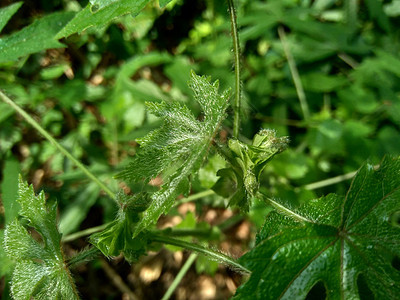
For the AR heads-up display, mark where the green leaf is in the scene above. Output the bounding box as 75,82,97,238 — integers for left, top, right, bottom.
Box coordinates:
213,129,289,212
0,230,14,277
0,2,23,33
0,11,74,63
365,0,391,32
3,177,79,300
384,0,400,17
115,52,171,88
159,0,174,8
40,64,69,80
106,52,172,134
117,71,230,237
59,183,101,236
195,254,219,275
56,0,151,39
235,156,400,299
90,191,150,262
307,119,344,156
89,0,119,11
301,73,348,92
1,156,21,225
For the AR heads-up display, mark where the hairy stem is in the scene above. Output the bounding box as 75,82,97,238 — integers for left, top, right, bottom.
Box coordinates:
0,90,115,199
161,253,198,300
149,233,251,274
227,0,241,138
67,247,100,268
278,26,310,121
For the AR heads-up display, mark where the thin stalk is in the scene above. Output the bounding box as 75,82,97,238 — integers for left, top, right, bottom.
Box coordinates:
303,165,380,190
278,26,310,121
62,223,110,242
149,233,251,274
166,228,214,238
304,171,357,190
227,0,241,138
174,189,215,207
67,246,100,268
303,168,366,190
0,90,115,199
338,53,359,69
161,253,198,300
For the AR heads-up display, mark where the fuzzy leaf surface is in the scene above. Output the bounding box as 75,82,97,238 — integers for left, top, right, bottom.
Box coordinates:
0,11,74,63
3,177,79,300
117,71,229,237
235,156,400,299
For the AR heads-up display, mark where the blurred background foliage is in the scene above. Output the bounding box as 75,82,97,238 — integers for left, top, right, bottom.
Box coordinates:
1,0,400,298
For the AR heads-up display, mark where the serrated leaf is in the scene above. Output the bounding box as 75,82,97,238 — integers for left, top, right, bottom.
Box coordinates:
3,177,79,300
56,0,149,39
0,2,23,33
0,230,14,277
0,11,74,63
117,71,230,237
235,156,400,299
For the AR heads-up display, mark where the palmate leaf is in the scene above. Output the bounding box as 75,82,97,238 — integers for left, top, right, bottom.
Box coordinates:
3,177,79,300
235,156,400,299
117,71,230,237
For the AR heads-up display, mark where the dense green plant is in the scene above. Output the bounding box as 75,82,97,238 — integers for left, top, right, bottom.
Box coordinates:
1,0,400,299
4,177,79,299
235,156,400,299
